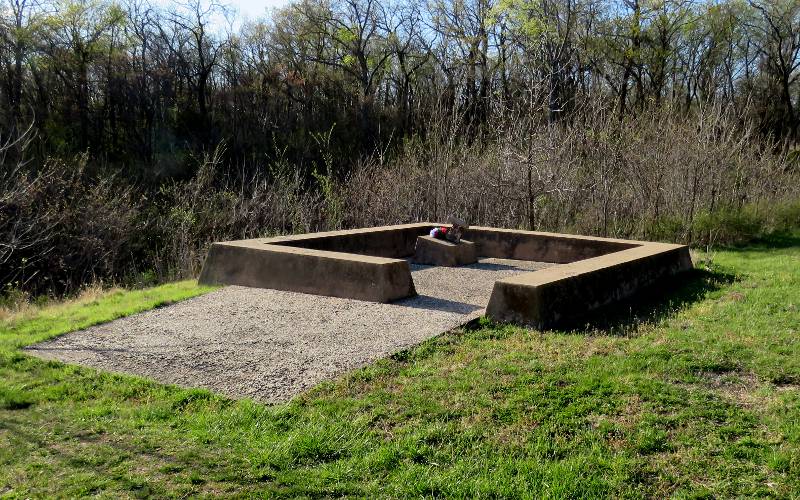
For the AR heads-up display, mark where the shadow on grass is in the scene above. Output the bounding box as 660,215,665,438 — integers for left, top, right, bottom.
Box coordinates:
386,236,797,364
555,266,740,336
387,266,739,364
575,230,799,335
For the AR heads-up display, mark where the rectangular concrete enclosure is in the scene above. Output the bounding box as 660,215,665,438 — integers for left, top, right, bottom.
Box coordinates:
198,223,692,328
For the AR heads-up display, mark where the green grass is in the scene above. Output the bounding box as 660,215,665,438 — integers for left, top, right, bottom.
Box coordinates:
1,238,799,497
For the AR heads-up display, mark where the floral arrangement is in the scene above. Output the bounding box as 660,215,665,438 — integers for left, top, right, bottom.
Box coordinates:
429,226,449,240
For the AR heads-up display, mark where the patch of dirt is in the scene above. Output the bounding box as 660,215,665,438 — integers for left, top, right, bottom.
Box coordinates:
726,291,745,302
685,371,799,409
586,394,644,434
697,371,762,408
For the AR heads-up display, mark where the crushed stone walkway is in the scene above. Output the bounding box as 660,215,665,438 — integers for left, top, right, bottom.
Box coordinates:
27,258,554,403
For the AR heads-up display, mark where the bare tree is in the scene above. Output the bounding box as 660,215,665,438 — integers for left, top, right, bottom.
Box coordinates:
747,0,800,138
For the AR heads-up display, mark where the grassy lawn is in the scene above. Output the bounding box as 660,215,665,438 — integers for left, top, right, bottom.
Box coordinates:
1,237,799,498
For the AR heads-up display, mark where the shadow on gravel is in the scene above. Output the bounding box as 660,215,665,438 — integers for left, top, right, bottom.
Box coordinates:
467,262,530,272
557,266,740,336
395,295,482,314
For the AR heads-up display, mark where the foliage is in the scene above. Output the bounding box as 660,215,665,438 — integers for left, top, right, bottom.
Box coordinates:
0,151,141,296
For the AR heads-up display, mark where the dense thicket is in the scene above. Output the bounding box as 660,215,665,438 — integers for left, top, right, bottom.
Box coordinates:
1,0,800,297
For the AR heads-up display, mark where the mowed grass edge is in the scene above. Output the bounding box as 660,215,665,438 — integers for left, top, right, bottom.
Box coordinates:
0,238,799,497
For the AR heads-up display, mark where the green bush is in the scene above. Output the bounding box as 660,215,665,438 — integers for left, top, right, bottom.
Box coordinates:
646,215,686,242
694,206,764,245
689,202,800,246
773,200,800,233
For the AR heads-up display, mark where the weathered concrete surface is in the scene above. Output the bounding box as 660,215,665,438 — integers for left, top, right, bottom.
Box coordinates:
464,226,640,263
198,223,435,302
199,223,693,324
485,242,693,328
28,259,554,403
413,236,477,267
268,223,433,258
199,241,416,303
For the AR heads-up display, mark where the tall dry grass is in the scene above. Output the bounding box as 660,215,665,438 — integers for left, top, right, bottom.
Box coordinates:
341,102,798,244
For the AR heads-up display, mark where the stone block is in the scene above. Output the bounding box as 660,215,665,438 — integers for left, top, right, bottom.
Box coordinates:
413,236,477,267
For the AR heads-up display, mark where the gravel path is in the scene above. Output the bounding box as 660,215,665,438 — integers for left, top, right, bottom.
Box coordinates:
27,258,554,403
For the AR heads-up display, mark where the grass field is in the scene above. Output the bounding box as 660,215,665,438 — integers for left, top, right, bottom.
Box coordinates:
1,236,799,497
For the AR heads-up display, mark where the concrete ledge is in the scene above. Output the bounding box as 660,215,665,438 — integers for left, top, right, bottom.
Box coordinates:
267,223,433,258
485,242,693,328
198,224,433,302
413,236,477,267
199,239,416,302
465,226,640,263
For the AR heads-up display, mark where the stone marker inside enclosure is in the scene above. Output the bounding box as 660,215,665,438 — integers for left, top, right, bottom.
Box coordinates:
199,223,693,328
412,217,477,267
413,236,477,267
444,216,469,243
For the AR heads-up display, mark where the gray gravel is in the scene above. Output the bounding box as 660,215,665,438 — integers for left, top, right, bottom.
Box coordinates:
27,258,554,403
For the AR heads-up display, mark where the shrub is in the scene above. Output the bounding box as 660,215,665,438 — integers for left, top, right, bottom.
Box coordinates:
693,207,764,246
0,154,140,296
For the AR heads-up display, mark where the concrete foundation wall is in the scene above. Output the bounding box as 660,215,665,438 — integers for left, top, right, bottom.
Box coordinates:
413,236,477,267
198,223,693,323
485,243,693,328
268,223,434,258
199,240,416,302
465,227,638,263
